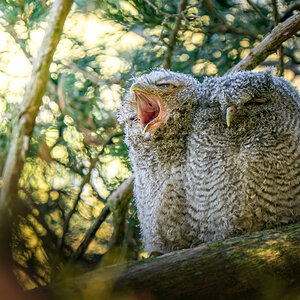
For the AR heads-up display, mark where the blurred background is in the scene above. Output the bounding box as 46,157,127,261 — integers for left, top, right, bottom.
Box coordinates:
0,0,298,291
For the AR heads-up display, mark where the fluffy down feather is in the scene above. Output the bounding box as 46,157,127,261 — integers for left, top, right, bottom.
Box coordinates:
119,69,300,254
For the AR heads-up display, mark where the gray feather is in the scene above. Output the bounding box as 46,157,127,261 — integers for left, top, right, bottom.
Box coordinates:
119,69,300,254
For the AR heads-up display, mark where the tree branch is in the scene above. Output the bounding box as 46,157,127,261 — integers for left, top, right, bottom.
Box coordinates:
68,175,134,263
163,0,188,69
61,61,121,86
229,12,300,73
0,0,74,213
272,0,284,76
102,175,134,263
280,1,300,22
30,223,300,300
202,0,257,39
144,0,176,18
246,0,269,21
59,130,122,250
208,23,257,39
1,23,32,61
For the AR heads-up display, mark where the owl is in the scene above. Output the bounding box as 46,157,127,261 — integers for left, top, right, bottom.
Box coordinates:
118,69,202,254
119,69,300,255
185,70,300,243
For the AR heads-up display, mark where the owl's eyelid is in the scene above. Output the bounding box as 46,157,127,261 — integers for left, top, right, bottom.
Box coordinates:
156,82,177,88
244,98,269,106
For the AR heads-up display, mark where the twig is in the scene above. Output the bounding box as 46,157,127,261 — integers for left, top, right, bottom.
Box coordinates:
163,0,188,69
68,206,110,263
62,61,121,86
228,13,300,73
246,0,269,21
68,175,134,263
211,23,257,39
13,260,45,287
144,0,177,17
203,0,257,39
59,130,122,250
106,175,134,251
21,191,73,253
280,1,300,22
260,60,300,76
272,0,284,76
57,75,68,116
284,48,300,64
1,23,32,61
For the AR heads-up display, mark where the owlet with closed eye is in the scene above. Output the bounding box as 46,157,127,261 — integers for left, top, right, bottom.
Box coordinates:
118,69,300,255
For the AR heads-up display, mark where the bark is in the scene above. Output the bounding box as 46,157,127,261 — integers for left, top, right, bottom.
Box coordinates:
30,223,300,300
0,0,74,211
229,12,300,73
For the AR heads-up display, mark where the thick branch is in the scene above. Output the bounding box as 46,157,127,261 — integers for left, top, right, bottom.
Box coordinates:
31,223,300,300
229,13,300,73
0,0,74,212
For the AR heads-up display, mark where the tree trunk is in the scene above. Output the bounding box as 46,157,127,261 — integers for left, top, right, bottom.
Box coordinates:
30,223,300,300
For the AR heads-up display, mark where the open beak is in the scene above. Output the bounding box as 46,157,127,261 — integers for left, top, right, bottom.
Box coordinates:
131,84,162,134
136,91,160,133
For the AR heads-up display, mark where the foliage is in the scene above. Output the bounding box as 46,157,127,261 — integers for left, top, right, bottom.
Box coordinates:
0,0,298,290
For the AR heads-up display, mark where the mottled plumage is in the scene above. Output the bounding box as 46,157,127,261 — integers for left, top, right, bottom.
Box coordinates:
119,69,300,254
118,69,201,254
186,71,300,244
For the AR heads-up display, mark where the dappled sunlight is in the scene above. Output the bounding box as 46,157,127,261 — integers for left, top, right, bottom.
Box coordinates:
0,0,298,297
101,156,131,182
246,247,280,262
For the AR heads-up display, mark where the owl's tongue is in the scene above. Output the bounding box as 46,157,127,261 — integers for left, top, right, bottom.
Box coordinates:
136,93,160,129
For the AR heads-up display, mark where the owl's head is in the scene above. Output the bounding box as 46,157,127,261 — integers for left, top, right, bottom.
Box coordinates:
118,68,201,143
199,71,300,135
